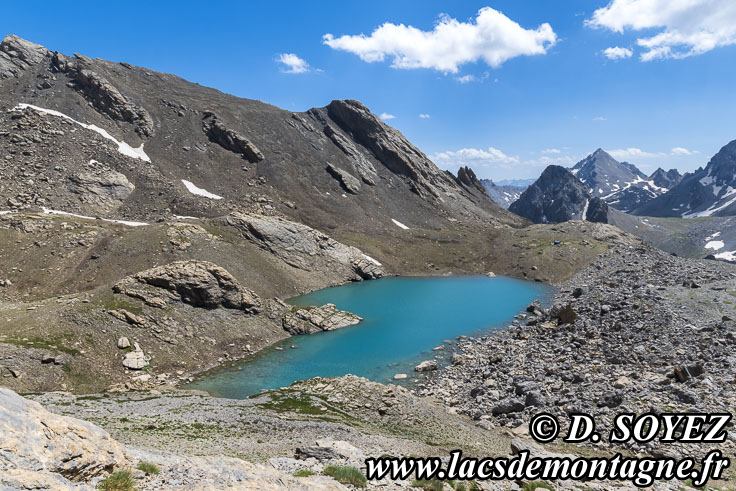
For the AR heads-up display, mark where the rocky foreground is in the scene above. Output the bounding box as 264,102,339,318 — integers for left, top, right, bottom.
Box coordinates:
422,244,736,463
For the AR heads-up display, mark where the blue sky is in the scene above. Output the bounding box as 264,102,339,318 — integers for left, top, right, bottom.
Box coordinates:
3,0,736,180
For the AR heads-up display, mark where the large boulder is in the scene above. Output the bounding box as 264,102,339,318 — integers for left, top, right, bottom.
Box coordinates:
68,160,135,213
226,212,384,280
113,260,261,312
282,304,362,335
0,388,129,484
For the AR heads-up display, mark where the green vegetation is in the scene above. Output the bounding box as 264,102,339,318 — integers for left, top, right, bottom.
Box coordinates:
323,465,367,488
412,479,444,491
98,470,136,491
136,461,160,475
99,297,143,315
293,469,316,477
412,479,479,491
521,481,555,491
0,335,81,356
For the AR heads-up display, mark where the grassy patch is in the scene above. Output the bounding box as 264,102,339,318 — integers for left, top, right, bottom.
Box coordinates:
412,479,478,491
98,470,136,490
521,482,555,491
256,391,327,416
0,335,80,356
293,469,316,477
412,479,444,491
100,298,143,315
136,461,160,475
323,465,367,488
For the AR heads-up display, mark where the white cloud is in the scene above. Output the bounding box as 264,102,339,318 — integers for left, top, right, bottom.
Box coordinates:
588,0,736,61
379,112,396,120
541,148,561,154
593,116,607,121
432,147,519,171
671,146,697,155
456,74,476,83
602,46,633,59
323,7,557,73
276,53,310,73
419,113,431,119
607,147,697,159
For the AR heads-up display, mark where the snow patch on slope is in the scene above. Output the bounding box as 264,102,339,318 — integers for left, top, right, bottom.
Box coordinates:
705,240,725,250
41,207,148,226
181,180,223,200
391,218,409,230
13,104,150,162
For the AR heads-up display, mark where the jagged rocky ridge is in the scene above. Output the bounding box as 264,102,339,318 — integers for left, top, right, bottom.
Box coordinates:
571,149,680,213
509,165,608,224
634,139,736,218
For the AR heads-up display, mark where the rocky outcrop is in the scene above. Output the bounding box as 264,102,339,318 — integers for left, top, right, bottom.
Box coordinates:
122,342,149,370
325,162,361,194
51,52,154,137
113,260,261,312
202,112,264,163
226,212,384,280
322,123,377,185
0,388,129,485
0,35,51,78
509,165,608,224
649,167,682,190
326,99,456,200
282,304,362,335
68,160,134,213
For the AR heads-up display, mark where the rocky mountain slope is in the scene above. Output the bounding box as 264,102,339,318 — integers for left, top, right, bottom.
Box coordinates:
509,165,608,224
570,149,679,212
609,210,736,262
479,178,527,208
634,139,736,218
0,35,521,236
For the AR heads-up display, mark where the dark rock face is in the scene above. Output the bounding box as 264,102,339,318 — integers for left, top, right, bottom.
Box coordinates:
509,165,607,224
585,197,609,223
570,148,680,213
202,112,264,163
634,140,736,217
326,162,361,194
649,168,682,189
52,52,154,137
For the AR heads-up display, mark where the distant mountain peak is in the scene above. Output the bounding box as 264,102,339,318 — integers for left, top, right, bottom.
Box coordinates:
569,147,681,213
509,165,608,224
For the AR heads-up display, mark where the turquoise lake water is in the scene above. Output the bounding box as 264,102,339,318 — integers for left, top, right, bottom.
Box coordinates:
187,275,554,398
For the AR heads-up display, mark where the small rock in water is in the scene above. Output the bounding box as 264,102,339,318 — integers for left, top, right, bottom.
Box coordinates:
393,373,408,380
415,360,438,372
